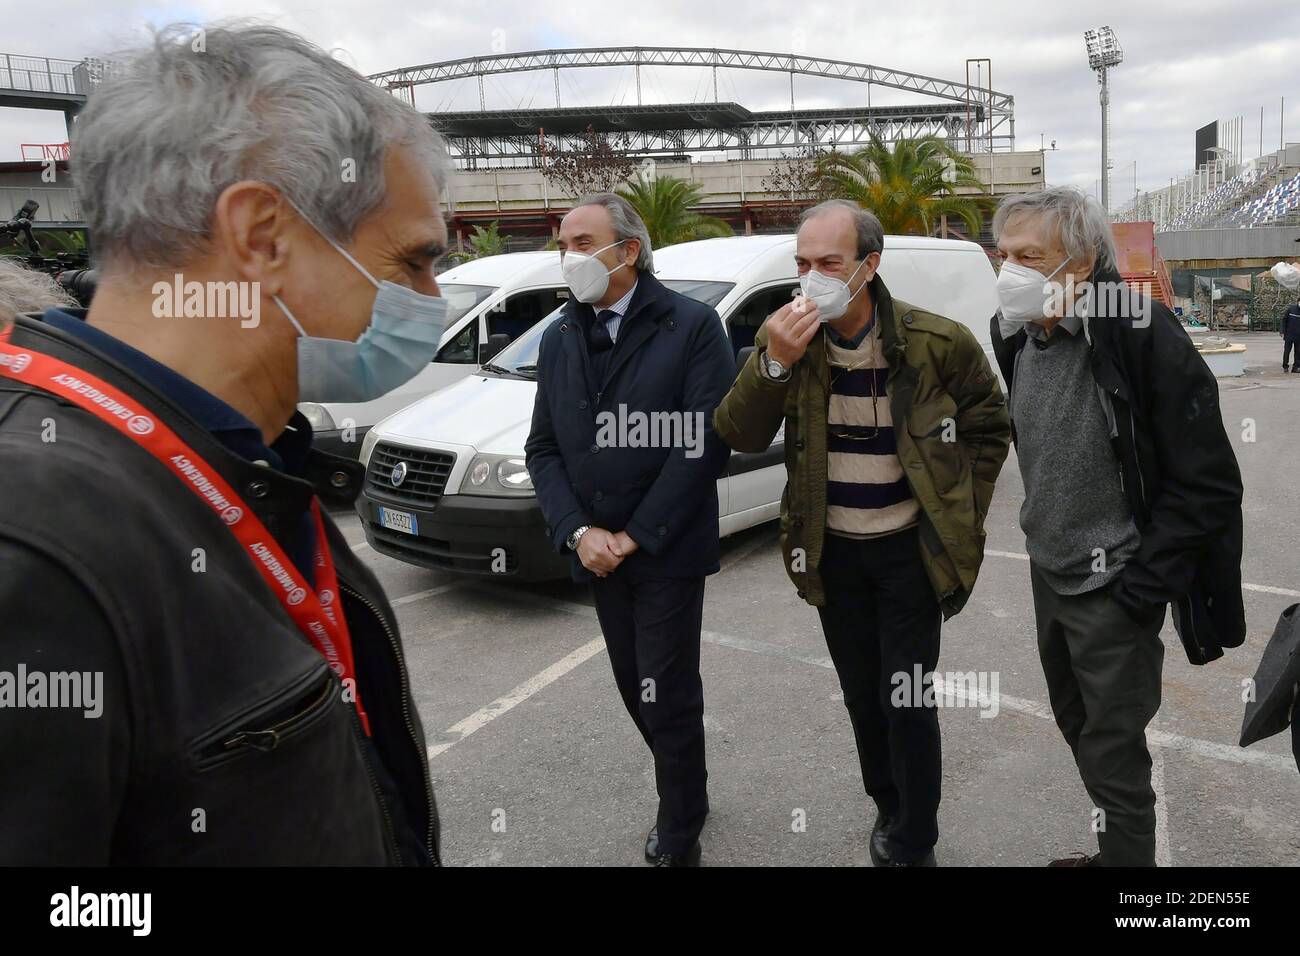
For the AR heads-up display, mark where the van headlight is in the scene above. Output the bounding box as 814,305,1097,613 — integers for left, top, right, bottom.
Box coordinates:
496,458,534,491
299,403,336,432
359,428,381,468
462,454,534,496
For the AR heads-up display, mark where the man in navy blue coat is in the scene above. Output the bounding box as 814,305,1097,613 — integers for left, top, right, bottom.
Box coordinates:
525,193,734,866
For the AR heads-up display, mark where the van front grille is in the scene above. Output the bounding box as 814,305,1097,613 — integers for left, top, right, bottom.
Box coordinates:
365,442,456,510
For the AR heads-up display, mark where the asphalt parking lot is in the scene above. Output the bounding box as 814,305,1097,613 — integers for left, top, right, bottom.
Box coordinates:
333,331,1300,866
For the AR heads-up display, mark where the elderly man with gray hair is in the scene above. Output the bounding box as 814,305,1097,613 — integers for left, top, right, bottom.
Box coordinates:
990,186,1245,866
0,23,452,864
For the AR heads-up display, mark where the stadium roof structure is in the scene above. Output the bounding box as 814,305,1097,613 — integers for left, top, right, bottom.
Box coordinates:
368,46,1014,167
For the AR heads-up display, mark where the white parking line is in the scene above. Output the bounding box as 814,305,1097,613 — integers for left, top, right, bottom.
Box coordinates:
1150,745,1171,867
917,676,1294,770
985,549,1030,561
425,580,1298,775
1244,582,1300,598
986,548,1300,598
425,638,606,760
392,582,462,607
702,629,833,670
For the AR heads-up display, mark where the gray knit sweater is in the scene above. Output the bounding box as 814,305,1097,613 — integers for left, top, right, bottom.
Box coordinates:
1011,327,1140,594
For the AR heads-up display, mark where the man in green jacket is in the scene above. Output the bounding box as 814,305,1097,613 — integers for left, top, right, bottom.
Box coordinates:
713,200,1011,866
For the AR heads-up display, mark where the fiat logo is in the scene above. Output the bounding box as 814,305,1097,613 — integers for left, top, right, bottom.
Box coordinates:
390,461,409,488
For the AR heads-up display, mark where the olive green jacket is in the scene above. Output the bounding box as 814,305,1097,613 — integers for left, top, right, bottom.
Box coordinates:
713,275,1011,620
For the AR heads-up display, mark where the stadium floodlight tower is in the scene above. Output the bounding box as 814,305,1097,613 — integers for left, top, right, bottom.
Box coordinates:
1085,26,1124,214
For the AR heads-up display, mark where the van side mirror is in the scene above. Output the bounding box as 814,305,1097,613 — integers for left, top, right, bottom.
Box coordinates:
735,346,756,379
479,333,511,365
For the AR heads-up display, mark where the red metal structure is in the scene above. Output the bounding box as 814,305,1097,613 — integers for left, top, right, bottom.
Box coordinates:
1111,220,1174,306
19,142,69,161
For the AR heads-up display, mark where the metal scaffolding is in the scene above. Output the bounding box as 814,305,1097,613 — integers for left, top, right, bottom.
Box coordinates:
368,46,1015,165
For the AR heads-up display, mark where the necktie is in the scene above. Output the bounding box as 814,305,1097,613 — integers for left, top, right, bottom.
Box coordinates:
590,309,616,353
590,308,618,353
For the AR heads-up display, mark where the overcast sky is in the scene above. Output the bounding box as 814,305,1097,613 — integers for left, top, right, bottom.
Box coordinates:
2,0,1298,206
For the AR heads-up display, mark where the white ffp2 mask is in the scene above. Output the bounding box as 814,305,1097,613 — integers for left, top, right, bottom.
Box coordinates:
995,259,1070,337
799,258,869,322
561,240,628,304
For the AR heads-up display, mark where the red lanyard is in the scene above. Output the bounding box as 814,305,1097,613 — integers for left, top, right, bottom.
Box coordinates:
0,329,370,735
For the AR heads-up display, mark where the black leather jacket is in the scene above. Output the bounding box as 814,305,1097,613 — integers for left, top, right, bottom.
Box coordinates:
0,315,438,864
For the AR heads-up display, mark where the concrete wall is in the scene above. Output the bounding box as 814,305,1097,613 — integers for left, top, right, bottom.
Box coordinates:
963,151,1046,197
0,149,1049,232
1155,226,1300,261
447,151,1047,213
0,162,79,223
0,186,79,222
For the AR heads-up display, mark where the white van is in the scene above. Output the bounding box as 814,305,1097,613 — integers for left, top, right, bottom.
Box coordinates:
355,234,998,580
300,250,570,457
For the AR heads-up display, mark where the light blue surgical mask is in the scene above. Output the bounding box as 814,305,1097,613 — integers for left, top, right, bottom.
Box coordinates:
273,212,450,404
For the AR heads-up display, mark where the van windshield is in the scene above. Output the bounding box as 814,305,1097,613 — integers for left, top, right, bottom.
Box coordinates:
438,283,496,326
487,279,735,378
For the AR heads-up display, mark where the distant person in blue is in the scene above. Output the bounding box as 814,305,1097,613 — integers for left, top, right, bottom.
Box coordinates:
1281,297,1300,372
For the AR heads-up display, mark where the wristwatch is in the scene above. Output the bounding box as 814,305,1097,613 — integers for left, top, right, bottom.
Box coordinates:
762,351,791,382
566,525,592,551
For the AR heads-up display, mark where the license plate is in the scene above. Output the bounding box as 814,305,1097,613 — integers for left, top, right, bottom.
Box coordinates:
378,507,418,536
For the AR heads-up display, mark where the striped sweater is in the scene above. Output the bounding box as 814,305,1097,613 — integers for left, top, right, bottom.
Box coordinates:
824,323,919,538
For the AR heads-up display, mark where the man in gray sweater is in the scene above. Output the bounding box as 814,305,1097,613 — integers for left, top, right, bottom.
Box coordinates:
990,187,1244,867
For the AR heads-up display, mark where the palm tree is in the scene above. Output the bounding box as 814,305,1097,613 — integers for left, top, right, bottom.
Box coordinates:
616,174,733,247
468,221,509,257
814,133,990,237
447,220,509,264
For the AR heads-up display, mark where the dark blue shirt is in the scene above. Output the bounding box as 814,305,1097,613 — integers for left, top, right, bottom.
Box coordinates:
41,308,318,583
828,300,876,350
